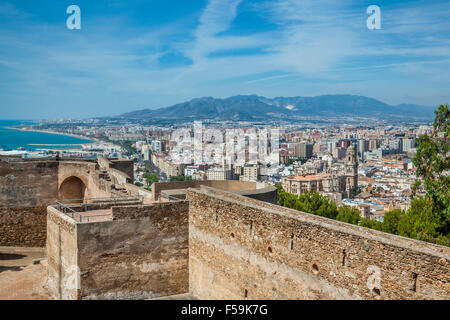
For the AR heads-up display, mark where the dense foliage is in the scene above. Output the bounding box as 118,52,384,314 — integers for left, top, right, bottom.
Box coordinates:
143,173,159,190
277,186,449,246
277,186,375,228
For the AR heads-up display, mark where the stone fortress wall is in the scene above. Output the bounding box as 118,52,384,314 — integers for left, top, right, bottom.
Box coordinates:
187,187,449,300
97,156,134,185
0,156,136,247
44,174,279,299
46,183,449,300
1,157,449,300
46,201,189,300
0,158,59,246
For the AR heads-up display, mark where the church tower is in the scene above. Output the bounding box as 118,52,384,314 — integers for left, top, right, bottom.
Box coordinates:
344,144,358,197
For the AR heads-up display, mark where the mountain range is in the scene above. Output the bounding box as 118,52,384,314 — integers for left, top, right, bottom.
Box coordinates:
117,94,435,121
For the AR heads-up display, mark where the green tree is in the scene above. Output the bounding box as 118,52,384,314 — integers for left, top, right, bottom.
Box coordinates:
143,173,159,188
336,206,361,225
276,187,338,219
412,104,449,216
381,209,404,235
398,197,449,245
169,175,192,182
360,218,383,231
410,104,450,243
278,190,298,209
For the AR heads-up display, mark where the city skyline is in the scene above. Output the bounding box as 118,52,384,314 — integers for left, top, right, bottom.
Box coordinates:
0,0,449,119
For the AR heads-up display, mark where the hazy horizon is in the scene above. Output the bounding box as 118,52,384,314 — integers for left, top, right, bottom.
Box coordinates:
0,93,441,121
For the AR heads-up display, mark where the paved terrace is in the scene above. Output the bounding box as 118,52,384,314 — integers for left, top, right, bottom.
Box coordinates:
54,197,145,223
0,247,49,300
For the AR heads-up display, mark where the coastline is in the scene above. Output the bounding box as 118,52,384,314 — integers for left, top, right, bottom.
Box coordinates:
5,126,97,143
1,124,123,155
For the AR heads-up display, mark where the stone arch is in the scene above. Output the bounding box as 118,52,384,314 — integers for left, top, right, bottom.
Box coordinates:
58,176,87,202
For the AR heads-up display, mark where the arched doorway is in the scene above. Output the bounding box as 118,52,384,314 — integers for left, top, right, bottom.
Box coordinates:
59,176,86,202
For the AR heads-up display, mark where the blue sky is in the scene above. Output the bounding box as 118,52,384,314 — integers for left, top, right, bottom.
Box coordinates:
0,0,449,119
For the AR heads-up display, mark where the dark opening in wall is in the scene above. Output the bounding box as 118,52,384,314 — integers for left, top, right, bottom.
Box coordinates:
249,220,253,235
312,263,319,275
244,289,248,298
412,273,418,292
230,232,235,239
372,288,381,295
268,246,272,253
342,249,346,266
215,210,218,223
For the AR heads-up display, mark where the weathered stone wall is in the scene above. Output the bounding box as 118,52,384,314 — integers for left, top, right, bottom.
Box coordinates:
111,201,187,220
75,201,189,299
58,161,128,199
109,160,134,182
46,206,79,300
0,206,48,247
98,156,134,183
58,161,103,199
0,159,59,247
187,187,450,300
97,156,112,171
0,160,59,207
123,183,153,200
0,157,136,248
108,168,132,185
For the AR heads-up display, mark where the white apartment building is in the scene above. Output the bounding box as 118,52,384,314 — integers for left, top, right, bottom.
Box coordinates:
151,140,162,153
206,167,232,181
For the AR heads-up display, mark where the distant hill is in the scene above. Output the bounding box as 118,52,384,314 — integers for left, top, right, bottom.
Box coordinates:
117,94,435,121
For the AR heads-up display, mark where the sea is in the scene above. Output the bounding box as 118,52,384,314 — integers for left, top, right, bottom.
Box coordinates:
0,120,92,151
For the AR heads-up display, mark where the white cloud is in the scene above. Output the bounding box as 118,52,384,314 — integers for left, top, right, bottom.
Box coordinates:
187,0,243,62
